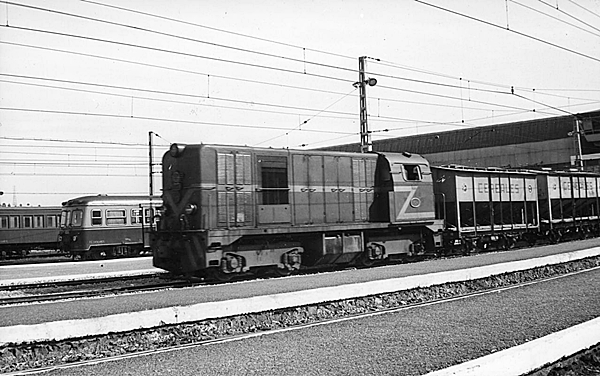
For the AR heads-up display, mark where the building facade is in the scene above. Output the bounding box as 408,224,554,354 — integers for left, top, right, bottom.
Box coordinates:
324,110,600,172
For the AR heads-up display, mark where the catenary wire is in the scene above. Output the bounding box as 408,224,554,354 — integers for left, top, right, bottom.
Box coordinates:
0,25,355,85
536,0,600,34
414,0,600,64
2,1,358,76
79,0,355,61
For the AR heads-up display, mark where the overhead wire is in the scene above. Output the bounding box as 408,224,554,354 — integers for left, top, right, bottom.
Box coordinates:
0,77,359,121
536,0,600,34
3,3,594,124
0,107,357,135
511,0,600,37
414,0,600,64
0,24,355,85
79,0,355,61
254,87,359,146
2,1,358,76
567,0,600,21
1,9,595,134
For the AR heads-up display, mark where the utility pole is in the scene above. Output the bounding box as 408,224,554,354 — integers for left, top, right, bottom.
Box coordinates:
574,118,584,171
148,131,154,197
356,56,377,153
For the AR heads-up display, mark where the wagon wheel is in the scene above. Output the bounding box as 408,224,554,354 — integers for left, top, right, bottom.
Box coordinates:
461,240,473,256
548,230,561,244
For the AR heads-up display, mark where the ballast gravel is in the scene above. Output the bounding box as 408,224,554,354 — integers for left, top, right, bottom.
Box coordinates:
1,256,599,374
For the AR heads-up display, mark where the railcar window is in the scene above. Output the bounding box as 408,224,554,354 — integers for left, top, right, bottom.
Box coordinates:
71,210,83,227
23,216,33,228
10,216,20,228
402,164,422,181
91,210,102,226
145,208,154,224
47,215,57,228
0,216,8,229
131,209,143,224
60,211,70,227
106,209,126,225
34,215,44,228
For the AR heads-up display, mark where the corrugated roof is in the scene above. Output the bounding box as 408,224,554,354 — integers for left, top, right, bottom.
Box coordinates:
323,110,600,155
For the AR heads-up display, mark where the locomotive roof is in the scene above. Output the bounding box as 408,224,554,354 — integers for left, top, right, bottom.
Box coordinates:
169,143,429,164
61,195,160,207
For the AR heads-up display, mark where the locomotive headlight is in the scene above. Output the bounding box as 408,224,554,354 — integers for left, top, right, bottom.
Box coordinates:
72,235,77,242
184,204,198,215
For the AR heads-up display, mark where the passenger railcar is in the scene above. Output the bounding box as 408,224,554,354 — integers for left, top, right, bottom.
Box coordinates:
152,144,445,279
0,205,61,258
59,195,161,260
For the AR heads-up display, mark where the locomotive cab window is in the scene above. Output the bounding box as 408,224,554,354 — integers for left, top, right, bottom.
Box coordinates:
402,164,422,181
258,156,289,205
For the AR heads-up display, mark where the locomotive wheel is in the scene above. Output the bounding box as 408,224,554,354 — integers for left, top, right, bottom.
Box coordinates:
357,253,375,267
208,268,232,282
273,266,292,277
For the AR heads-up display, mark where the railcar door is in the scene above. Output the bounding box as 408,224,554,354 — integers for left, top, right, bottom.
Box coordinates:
352,157,375,222
292,154,325,225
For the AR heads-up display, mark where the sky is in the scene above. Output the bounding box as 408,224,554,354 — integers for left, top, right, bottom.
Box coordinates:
1,0,599,206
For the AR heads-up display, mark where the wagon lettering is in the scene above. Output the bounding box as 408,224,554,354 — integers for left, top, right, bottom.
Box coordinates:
477,182,520,194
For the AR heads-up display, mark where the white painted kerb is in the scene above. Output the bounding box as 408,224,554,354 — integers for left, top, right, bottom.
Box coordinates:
423,316,600,376
1,247,599,346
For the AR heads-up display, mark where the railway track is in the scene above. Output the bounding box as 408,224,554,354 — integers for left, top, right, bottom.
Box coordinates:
2,259,598,375
0,239,596,306
0,275,195,306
